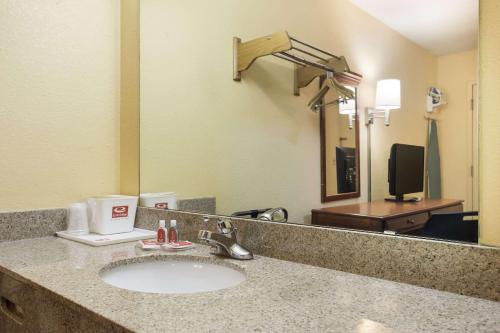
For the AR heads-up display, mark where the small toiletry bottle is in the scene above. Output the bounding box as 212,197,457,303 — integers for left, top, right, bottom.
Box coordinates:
157,220,167,244
168,220,178,243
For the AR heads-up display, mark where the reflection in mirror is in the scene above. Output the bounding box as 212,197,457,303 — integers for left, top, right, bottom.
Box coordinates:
139,0,363,226
322,86,360,201
231,207,288,223
366,36,479,244
138,0,492,246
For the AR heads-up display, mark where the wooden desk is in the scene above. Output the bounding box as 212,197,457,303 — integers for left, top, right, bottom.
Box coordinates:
311,199,463,233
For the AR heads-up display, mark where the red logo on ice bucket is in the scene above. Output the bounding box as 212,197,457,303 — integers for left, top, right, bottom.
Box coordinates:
112,205,129,218
155,202,168,209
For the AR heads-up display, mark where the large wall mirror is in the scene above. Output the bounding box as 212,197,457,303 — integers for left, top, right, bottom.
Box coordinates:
139,0,489,245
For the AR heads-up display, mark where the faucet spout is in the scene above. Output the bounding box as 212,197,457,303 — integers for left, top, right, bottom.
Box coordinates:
198,228,253,260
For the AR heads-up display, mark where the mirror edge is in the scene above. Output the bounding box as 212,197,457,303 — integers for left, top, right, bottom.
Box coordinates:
120,0,140,196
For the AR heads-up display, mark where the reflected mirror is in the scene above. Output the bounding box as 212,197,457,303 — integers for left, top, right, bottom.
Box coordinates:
139,0,487,245
321,86,360,201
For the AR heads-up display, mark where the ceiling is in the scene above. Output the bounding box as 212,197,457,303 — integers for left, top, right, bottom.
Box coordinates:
349,0,478,56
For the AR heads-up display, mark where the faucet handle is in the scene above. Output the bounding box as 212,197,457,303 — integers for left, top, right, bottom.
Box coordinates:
217,218,237,239
202,215,238,240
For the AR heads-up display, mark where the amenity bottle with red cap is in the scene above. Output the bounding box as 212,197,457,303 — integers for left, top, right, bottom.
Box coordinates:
168,220,178,243
157,220,167,244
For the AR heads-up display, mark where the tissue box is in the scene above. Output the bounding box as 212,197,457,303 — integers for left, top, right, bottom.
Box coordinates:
87,195,138,235
139,192,177,210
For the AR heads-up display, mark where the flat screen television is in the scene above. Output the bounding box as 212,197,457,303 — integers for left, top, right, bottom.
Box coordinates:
387,143,425,202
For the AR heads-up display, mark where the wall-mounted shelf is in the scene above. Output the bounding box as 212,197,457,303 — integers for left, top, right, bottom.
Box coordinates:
233,31,362,106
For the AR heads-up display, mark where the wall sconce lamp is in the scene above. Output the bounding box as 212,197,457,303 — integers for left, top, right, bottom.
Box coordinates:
366,79,401,126
339,97,356,129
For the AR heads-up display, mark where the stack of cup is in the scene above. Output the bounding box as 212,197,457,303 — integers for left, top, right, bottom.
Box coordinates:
66,203,89,235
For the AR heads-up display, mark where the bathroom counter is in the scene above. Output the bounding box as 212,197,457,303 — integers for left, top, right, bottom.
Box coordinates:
0,237,499,333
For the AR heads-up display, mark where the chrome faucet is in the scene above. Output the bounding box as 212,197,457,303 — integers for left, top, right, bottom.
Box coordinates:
198,216,253,260
259,207,288,222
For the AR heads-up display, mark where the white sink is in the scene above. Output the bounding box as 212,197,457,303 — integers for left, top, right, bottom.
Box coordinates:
99,258,246,294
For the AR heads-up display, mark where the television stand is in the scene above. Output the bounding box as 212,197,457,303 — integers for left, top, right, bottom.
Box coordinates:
385,195,422,203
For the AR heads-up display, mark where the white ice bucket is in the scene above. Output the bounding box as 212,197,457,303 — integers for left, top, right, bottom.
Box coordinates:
87,195,138,235
139,192,177,210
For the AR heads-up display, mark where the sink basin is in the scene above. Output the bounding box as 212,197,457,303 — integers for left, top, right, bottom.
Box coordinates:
99,257,246,294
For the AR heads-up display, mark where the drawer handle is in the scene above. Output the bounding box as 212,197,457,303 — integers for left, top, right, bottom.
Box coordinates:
407,219,416,224
1,296,24,324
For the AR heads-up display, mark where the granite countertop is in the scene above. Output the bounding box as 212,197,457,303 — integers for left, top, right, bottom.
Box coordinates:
0,237,499,333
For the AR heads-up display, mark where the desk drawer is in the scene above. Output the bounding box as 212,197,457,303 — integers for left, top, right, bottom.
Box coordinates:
385,213,429,232
312,213,383,231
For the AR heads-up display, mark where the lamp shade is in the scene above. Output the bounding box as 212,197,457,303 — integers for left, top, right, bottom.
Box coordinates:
375,79,400,110
339,98,355,115
339,86,356,115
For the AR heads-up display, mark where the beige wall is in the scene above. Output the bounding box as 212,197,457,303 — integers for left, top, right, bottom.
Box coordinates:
0,0,121,211
140,0,437,223
437,50,478,210
479,0,500,246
